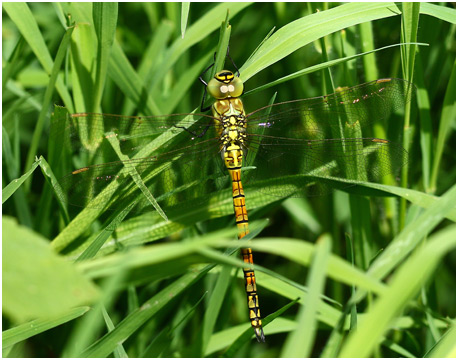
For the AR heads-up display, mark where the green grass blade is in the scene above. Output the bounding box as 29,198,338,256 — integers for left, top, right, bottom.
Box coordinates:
181,2,190,39
40,150,71,223
2,2,73,111
101,306,128,358
2,36,26,91
109,40,163,114
245,42,426,96
419,2,456,23
148,3,251,88
121,20,174,115
430,62,456,193
241,3,409,80
199,264,232,355
355,186,456,300
24,23,75,179
415,54,434,192
105,133,168,221
339,225,455,357
2,306,90,349
2,158,40,204
62,269,127,357
79,265,213,358
424,323,456,358
399,3,420,229
75,201,137,261
244,238,386,296
281,234,332,357
92,2,118,113
222,299,300,355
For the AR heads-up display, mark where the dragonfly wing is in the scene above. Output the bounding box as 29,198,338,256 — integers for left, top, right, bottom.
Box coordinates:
50,112,220,160
246,78,414,138
243,135,407,197
58,138,230,214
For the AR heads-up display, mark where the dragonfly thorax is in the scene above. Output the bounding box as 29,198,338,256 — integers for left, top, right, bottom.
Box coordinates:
207,70,244,99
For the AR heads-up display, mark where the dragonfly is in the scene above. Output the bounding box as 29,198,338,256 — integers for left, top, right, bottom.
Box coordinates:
51,59,413,342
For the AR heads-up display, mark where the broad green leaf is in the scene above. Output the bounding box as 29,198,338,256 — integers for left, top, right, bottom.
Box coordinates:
2,216,99,323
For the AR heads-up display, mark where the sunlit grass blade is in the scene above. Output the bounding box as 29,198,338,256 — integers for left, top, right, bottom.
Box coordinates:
2,158,41,204
92,3,118,113
354,185,456,301
2,2,73,110
339,225,455,357
281,234,332,357
2,306,90,350
78,263,215,358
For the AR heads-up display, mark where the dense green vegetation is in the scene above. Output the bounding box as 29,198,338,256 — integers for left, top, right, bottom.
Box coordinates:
3,2,455,357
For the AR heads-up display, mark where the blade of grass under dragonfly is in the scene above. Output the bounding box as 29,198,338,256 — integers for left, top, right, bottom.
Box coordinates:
105,132,167,221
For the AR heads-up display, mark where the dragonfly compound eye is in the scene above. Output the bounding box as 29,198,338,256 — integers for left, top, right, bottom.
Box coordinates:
208,71,244,99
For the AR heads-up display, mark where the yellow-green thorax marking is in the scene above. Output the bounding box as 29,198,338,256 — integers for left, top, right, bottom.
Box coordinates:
207,70,265,342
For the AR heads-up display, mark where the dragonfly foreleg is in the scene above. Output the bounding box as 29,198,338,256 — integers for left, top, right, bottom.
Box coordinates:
173,124,211,138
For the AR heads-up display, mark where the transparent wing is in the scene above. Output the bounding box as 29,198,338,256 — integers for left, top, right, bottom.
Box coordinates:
57,137,231,213
50,112,221,159
246,78,414,139
243,135,407,197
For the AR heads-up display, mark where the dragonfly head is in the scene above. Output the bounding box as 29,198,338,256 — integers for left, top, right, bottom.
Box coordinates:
207,70,244,100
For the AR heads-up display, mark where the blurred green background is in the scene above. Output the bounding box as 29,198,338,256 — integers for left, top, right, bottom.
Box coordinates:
2,2,456,358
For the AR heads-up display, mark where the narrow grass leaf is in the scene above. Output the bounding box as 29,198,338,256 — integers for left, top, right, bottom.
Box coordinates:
123,20,173,115
92,2,118,113
381,338,417,358
206,318,294,355
339,225,455,357
200,265,232,355
109,40,162,115
223,299,300,356
419,2,456,24
77,227,237,279
75,201,137,261
241,3,408,80
364,186,455,283
106,134,167,221
2,36,26,91
281,234,332,357
142,292,207,357
415,54,434,192
79,265,214,358
2,2,73,110
2,158,40,204
181,3,190,39
101,306,128,358
39,154,70,222
245,42,426,96
149,3,251,88
399,3,420,227
247,238,387,295
24,23,75,176
2,306,90,349
282,198,321,234
424,323,456,358
330,179,455,221
430,62,456,192
62,271,126,357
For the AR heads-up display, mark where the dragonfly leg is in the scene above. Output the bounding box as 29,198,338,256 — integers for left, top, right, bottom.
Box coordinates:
226,45,240,78
173,124,211,138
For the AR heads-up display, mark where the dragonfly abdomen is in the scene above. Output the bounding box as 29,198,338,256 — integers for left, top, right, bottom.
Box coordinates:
229,166,265,342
